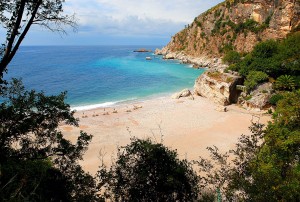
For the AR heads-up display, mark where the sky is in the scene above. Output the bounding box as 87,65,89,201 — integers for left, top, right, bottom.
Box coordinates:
1,0,223,46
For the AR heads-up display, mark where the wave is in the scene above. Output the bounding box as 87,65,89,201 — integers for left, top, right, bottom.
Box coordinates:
71,98,138,111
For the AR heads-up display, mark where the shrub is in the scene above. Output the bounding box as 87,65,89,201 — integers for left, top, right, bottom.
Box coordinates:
97,138,200,201
252,39,279,58
244,71,269,91
201,32,206,38
227,63,240,72
269,93,284,105
275,75,296,91
223,50,241,64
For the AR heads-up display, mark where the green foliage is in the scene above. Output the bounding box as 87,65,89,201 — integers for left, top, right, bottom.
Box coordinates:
1,159,71,201
201,31,206,38
269,93,284,105
97,138,200,201
212,18,223,34
214,9,222,18
275,75,296,91
235,19,258,33
278,32,300,75
197,91,300,201
226,63,239,72
219,42,234,53
233,32,300,78
252,39,279,58
273,90,300,128
223,50,241,64
244,71,269,91
0,79,99,201
0,2,100,201
194,17,202,27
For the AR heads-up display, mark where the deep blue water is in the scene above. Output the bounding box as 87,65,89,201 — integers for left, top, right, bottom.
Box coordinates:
4,46,205,109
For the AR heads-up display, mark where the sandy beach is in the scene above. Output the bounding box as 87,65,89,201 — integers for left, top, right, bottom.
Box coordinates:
60,95,270,175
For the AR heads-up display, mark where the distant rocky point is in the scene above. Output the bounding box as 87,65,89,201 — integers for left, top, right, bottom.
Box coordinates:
133,48,152,52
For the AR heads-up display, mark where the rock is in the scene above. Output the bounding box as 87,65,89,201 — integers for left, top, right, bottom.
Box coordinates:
172,89,192,99
182,59,188,64
133,48,151,52
192,64,199,69
194,71,243,106
245,82,273,109
154,48,163,55
164,53,176,59
188,94,195,100
157,0,299,61
215,105,228,112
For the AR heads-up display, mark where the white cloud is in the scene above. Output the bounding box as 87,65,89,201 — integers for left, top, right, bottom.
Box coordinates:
65,0,223,37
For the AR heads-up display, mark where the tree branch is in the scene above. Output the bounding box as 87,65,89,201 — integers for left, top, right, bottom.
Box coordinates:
0,0,26,75
6,0,42,69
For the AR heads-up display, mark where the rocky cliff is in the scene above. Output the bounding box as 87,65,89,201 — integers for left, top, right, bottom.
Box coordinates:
158,0,300,107
163,0,300,58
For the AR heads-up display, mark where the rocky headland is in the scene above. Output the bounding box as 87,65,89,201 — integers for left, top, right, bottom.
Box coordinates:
156,0,300,108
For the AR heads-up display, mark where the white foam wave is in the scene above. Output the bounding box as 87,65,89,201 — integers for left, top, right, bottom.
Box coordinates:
71,98,138,111
71,102,117,111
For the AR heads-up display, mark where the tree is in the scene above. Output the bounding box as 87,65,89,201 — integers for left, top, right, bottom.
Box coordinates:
231,32,300,78
0,1,100,201
0,79,99,201
97,138,200,201
0,0,76,78
278,32,300,75
252,39,278,59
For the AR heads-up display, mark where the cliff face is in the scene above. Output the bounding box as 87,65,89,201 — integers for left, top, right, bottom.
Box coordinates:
164,0,300,58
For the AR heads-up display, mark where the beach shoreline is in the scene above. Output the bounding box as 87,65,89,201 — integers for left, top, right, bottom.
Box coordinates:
60,94,271,175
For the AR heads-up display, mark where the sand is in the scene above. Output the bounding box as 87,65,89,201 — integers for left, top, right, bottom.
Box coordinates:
60,96,270,175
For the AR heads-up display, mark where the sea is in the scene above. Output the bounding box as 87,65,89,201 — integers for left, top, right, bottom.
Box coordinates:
4,46,205,110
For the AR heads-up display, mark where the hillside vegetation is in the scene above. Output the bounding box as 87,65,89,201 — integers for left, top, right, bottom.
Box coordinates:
226,32,300,92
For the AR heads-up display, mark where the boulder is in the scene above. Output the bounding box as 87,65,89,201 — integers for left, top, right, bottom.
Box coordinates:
245,82,273,109
172,89,192,99
194,71,243,106
192,64,199,69
215,105,228,112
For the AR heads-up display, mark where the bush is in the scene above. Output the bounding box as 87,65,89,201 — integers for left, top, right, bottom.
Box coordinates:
223,50,241,64
244,71,269,91
252,39,279,58
275,75,296,91
269,93,284,105
278,32,300,75
97,138,200,201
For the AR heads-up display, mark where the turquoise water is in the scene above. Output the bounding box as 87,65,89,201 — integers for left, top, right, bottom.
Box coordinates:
5,46,205,109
